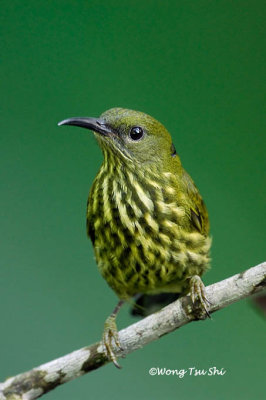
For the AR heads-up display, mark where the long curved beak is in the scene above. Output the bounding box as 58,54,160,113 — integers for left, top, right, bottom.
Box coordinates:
58,117,112,137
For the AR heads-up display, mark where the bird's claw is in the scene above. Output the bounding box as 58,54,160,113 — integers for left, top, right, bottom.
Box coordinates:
189,275,211,319
103,315,123,368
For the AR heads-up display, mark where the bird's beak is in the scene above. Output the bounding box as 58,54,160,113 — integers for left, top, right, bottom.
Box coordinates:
58,117,112,137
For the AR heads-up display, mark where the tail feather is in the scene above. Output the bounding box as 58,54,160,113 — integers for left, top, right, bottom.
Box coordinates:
130,293,180,317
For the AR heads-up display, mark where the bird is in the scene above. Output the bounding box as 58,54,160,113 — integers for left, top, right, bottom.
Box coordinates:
58,108,211,368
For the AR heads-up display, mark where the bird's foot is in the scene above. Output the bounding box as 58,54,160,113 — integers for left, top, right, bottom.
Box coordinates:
189,275,211,319
102,314,123,369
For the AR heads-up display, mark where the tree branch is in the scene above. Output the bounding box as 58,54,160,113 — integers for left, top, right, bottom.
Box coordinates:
1,262,265,400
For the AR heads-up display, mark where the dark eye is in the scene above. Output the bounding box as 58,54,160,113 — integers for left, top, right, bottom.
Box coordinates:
129,126,144,141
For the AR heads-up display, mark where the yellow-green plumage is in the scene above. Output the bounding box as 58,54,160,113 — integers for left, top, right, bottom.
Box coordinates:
59,107,211,367
86,108,210,299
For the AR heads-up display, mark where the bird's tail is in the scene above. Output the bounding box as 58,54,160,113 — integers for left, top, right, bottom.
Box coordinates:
130,293,180,317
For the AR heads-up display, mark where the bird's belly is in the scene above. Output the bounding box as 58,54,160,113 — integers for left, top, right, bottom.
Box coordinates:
88,167,211,299
92,221,211,299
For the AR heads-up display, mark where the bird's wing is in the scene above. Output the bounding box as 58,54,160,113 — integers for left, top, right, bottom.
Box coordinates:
86,192,96,243
182,170,210,236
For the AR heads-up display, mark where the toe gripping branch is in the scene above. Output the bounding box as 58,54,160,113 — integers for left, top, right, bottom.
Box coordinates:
103,278,211,369
102,300,124,368
189,275,211,319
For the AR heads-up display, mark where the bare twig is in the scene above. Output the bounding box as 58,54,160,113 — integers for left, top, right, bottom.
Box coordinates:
0,262,265,400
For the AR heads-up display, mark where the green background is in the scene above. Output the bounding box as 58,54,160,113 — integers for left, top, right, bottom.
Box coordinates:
1,1,265,399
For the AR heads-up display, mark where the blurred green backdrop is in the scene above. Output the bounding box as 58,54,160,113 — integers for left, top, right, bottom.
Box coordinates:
1,1,265,399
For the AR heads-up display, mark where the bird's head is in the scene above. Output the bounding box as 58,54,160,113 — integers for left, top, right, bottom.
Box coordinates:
58,108,179,167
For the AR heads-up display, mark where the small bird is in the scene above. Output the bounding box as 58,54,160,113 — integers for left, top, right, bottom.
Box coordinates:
58,108,211,367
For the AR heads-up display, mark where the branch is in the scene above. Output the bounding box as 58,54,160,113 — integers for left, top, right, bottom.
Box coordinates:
1,262,265,400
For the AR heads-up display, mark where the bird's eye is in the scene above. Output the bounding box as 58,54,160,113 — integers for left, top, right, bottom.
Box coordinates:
129,126,144,141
